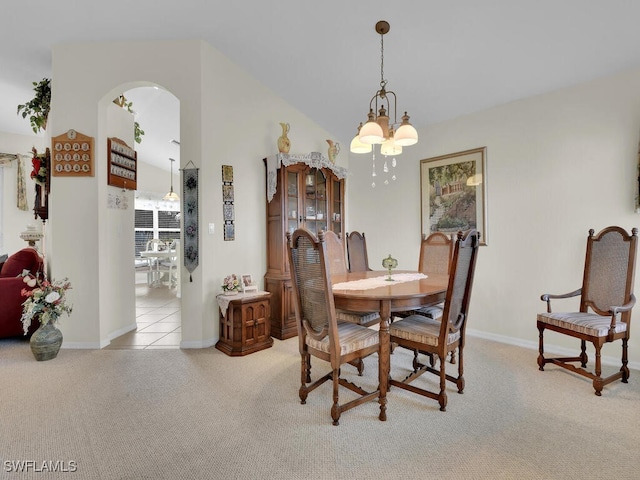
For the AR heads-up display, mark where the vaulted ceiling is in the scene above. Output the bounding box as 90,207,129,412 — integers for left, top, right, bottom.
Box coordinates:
4,1,640,171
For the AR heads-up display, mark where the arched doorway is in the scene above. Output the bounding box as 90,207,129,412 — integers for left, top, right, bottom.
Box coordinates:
105,85,182,349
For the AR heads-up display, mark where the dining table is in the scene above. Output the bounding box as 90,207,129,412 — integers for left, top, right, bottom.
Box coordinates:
140,249,177,287
332,270,449,421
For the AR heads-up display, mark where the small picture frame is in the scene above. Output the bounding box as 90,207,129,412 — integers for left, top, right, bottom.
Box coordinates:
242,274,258,293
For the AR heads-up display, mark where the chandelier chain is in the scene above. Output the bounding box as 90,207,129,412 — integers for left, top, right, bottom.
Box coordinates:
380,32,387,90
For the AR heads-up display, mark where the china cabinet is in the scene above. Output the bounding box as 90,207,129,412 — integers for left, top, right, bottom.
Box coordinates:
264,153,346,339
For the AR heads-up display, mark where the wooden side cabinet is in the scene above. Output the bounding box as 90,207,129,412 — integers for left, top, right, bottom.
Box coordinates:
216,292,273,356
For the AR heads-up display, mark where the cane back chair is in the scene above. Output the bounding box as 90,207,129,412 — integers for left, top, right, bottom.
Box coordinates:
346,231,372,272
413,232,455,319
394,232,454,328
286,229,380,425
324,231,380,329
537,226,638,396
389,229,480,411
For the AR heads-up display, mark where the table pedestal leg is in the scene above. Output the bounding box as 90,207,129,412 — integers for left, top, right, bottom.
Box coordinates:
378,301,390,421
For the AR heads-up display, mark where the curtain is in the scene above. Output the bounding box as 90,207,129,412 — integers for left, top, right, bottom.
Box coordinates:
16,154,29,211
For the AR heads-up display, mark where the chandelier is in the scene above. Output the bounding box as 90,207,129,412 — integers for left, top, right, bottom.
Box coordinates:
350,20,418,160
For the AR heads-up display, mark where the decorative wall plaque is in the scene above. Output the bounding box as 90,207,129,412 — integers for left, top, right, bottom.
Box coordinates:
107,137,137,190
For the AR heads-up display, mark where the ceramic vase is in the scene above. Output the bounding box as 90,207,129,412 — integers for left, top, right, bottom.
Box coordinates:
30,322,63,361
327,139,340,163
278,122,291,154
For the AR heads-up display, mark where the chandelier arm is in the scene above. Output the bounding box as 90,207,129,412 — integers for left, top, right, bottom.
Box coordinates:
385,89,398,125
369,91,382,115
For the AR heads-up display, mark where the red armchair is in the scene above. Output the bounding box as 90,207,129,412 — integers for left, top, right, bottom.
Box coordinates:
0,248,45,338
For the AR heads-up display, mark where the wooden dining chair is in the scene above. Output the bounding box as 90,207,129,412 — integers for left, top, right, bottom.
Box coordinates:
286,229,380,425
395,232,454,322
346,231,372,272
324,231,380,327
324,230,380,374
389,229,480,411
537,226,638,396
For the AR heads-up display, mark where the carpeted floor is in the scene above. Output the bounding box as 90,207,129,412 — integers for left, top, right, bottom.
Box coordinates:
1,335,638,479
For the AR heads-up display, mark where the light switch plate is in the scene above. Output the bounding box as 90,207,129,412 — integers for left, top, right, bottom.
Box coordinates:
208,223,215,234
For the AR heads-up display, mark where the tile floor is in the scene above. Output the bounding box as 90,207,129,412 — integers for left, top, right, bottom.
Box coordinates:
105,280,181,350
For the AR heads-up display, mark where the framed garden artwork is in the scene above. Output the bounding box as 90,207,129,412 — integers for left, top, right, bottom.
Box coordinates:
420,147,488,245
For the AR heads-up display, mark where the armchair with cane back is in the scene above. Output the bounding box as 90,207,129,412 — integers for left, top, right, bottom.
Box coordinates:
537,226,637,396
286,229,380,425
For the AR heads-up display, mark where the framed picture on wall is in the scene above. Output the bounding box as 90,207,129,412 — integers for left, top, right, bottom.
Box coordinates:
420,147,488,245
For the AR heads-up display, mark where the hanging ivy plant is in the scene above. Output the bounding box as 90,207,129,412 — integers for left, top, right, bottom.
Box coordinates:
113,94,145,144
17,78,51,134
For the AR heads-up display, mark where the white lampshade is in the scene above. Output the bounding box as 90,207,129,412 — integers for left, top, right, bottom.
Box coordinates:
394,112,418,146
163,190,179,201
359,110,385,144
350,134,372,154
164,157,179,201
380,128,402,156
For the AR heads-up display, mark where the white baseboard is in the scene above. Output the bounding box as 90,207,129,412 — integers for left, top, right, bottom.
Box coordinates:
467,328,640,372
108,323,137,341
61,341,105,349
180,338,216,349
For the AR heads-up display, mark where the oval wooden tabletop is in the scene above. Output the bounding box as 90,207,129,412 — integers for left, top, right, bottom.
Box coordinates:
332,271,448,299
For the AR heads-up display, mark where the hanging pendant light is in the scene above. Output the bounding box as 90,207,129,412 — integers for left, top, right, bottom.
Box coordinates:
163,157,179,201
350,20,418,154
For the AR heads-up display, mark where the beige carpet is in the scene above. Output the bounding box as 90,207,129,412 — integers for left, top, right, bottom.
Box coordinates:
1,335,638,480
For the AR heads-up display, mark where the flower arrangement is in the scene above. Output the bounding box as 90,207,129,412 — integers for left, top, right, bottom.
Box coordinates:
222,274,241,293
20,273,73,335
29,147,47,186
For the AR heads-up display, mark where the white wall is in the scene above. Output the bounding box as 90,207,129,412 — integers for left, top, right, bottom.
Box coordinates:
347,66,640,369
0,132,45,255
101,103,136,342
48,39,342,348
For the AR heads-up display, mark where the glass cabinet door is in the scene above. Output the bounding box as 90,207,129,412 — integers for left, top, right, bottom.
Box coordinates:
286,170,299,234
331,178,342,235
303,168,327,235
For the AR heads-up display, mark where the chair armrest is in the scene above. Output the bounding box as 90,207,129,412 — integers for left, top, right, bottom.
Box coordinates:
540,288,582,313
606,294,636,335
610,294,636,315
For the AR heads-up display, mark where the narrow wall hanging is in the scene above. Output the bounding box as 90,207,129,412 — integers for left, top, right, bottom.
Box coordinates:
222,165,235,241
182,162,199,281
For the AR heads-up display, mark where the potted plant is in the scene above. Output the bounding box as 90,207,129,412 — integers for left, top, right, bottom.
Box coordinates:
17,78,51,134
19,272,72,361
113,94,145,144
